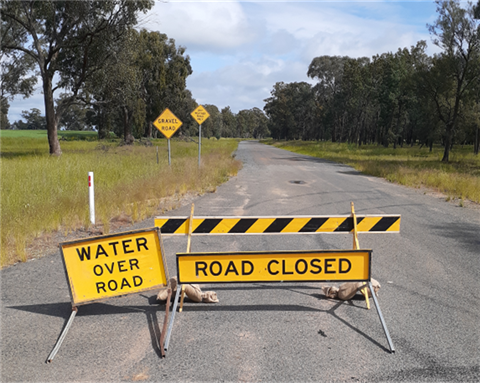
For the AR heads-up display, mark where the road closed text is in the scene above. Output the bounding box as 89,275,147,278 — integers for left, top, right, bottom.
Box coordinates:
60,229,168,305
177,250,371,283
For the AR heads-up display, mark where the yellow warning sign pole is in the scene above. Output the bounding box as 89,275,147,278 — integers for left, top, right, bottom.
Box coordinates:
179,203,195,312
351,202,370,310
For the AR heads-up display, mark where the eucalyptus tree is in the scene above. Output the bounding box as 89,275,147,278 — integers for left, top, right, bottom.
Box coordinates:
220,107,236,138
85,28,145,142
139,31,192,138
58,94,88,131
1,0,153,154
83,29,193,141
425,0,480,161
264,82,296,140
264,81,317,140
200,105,220,139
250,107,270,139
234,108,269,139
307,56,349,142
338,57,371,144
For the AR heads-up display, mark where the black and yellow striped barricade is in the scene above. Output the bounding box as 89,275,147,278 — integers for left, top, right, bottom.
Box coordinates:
157,203,399,354
155,215,400,235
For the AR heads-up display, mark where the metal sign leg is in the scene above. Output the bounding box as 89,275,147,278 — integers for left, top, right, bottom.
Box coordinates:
159,288,172,358
164,284,183,352
46,307,78,363
369,282,395,353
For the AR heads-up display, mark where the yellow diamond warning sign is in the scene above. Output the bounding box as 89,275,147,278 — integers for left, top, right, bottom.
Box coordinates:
154,108,182,139
191,105,210,125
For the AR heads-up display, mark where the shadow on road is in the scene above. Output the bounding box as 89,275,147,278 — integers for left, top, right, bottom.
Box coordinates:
428,222,480,254
9,296,168,359
179,290,389,353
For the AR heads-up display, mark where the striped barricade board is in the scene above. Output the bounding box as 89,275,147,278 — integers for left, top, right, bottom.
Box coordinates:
154,215,401,235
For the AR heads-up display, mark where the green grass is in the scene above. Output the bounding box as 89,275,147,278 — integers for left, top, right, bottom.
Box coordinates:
1,133,241,267
0,129,98,139
264,140,480,204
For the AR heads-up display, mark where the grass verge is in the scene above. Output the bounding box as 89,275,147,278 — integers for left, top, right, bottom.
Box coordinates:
1,134,241,268
265,140,480,204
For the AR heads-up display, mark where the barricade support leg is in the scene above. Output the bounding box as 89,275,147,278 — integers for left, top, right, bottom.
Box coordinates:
179,284,186,312
164,284,182,353
369,281,395,353
159,288,172,358
46,306,78,363
351,202,370,310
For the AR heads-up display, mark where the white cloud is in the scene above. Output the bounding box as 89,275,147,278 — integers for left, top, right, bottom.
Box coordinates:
141,1,260,52
188,56,313,113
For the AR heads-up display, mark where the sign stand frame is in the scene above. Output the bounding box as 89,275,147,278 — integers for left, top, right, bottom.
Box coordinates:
351,202,394,352
163,203,194,354
162,202,397,354
46,307,78,363
47,227,172,363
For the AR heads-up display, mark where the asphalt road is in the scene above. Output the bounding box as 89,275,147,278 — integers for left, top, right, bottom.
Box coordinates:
1,141,479,382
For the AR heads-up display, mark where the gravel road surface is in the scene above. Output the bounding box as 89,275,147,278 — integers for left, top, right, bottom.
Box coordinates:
1,141,479,382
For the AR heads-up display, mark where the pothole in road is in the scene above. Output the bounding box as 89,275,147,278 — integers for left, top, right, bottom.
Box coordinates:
289,180,306,185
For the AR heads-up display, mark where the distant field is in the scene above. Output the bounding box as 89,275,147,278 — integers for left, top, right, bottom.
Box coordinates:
0,129,98,139
1,132,241,267
265,140,480,205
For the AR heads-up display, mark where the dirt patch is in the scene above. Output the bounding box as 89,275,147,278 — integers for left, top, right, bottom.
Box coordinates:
419,187,480,211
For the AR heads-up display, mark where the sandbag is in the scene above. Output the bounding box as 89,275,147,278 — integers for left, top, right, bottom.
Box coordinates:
322,278,381,301
184,284,202,302
322,286,339,299
156,277,219,303
337,282,361,300
202,291,219,303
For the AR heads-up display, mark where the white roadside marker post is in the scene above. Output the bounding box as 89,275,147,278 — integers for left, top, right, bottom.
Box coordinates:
88,172,95,225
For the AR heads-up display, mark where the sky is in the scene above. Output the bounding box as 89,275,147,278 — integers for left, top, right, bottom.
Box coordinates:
7,0,446,123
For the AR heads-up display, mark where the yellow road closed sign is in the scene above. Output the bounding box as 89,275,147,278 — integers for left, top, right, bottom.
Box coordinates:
60,228,169,306
177,250,371,284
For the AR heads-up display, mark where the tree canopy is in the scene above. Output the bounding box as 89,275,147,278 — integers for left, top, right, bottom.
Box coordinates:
1,0,153,154
264,0,479,160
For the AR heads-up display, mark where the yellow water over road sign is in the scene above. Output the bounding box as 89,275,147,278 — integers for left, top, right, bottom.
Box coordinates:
60,228,169,306
177,250,371,284
191,105,210,125
154,108,183,139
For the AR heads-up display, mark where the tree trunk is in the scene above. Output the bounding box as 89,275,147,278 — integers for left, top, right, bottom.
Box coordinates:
146,121,153,138
43,75,62,156
475,125,479,155
442,123,453,162
123,106,134,144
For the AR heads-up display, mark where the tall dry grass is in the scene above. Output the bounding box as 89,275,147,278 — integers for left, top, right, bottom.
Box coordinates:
1,136,241,267
267,140,480,204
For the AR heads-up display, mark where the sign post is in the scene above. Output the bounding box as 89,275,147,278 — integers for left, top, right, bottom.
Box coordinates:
153,108,183,166
191,105,210,167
